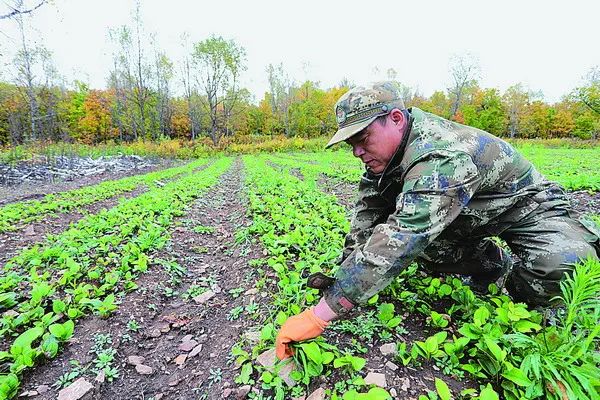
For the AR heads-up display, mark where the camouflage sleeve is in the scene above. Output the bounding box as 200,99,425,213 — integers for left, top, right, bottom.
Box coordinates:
324,151,481,315
342,173,391,261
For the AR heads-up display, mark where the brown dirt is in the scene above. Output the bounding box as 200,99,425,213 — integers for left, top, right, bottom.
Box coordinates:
0,159,180,206
567,190,600,215
18,159,268,400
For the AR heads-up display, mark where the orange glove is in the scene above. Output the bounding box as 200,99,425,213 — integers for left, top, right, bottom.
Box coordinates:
275,307,329,360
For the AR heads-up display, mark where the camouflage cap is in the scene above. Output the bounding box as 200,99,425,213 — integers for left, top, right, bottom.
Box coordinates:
326,81,406,148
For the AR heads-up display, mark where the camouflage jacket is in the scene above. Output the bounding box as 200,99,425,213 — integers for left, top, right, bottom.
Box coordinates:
323,107,566,315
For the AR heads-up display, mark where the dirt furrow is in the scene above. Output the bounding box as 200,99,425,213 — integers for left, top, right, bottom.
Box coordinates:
18,159,267,400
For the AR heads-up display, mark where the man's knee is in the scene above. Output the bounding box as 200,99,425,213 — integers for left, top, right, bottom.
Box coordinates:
506,243,597,307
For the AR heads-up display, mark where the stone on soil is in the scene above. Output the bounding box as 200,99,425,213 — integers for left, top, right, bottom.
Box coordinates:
136,364,154,375
147,328,162,338
36,385,49,394
379,343,396,356
256,348,296,387
193,290,215,304
174,354,187,365
235,385,251,399
179,339,198,352
385,361,398,371
306,387,326,400
57,377,93,400
127,355,145,365
243,330,261,344
364,372,387,388
188,344,203,358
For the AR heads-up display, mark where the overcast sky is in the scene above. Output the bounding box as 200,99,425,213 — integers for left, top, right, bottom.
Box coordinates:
1,0,599,104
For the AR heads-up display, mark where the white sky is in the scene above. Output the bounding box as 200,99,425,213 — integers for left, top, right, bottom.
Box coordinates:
1,0,599,104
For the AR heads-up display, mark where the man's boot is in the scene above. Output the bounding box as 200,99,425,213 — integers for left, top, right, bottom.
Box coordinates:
464,246,513,295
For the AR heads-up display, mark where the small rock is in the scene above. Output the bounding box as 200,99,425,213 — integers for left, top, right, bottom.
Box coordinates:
159,323,171,333
256,348,296,387
179,339,198,352
166,335,174,340
174,354,187,366
181,334,194,342
235,385,251,399
95,370,105,384
243,330,261,344
385,361,398,371
209,352,216,358
36,385,50,394
189,344,203,358
193,290,215,304
223,388,233,398
18,390,37,397
168,376,180,386
147,328,161,338
136,364,153,375
127,355,146,365
57,378,93,400
390,388,398,397
400,377,411,391
244,288,258,295
306,387,326,400
198,334,208,343
364,372,387,388
379,343,396,356
24,225,35,236
3,310,19,318
154,394,164,400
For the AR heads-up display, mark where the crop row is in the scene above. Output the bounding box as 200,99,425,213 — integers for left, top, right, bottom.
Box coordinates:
0,159,209,233
276,151,363,184
0,157,232,399
242,155,396,399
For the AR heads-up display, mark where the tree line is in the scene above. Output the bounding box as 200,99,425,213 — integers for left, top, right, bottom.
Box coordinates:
1,2,599,146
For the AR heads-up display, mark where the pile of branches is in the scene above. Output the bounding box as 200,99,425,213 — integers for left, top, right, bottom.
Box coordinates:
0,155,156,186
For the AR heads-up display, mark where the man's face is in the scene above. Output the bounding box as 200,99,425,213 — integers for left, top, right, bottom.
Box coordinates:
345,114,403,174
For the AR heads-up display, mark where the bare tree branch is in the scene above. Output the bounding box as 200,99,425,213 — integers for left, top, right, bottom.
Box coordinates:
0,0,47,20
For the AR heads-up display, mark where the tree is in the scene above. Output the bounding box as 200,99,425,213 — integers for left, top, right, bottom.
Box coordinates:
461,88,507,136
12,0,40,141
180,33,201,139
107,1,154,141
152,44,173,139
192,35,246,145
266,63,294,135
448,53,480,119
575,66,600,139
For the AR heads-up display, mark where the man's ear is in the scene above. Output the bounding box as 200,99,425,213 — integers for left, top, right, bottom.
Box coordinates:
389,108,404,126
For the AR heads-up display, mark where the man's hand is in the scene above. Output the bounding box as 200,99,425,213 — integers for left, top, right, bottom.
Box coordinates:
275,307,329,360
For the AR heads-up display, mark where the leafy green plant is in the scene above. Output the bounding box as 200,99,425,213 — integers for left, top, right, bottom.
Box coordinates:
193,225,215,234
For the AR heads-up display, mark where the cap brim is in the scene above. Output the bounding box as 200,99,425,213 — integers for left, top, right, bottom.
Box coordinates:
325,116,376,149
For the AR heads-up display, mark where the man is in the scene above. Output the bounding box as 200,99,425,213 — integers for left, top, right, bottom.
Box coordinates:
275,81,600,360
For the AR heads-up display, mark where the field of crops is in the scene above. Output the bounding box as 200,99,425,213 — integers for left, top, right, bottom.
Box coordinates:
0,146,598,400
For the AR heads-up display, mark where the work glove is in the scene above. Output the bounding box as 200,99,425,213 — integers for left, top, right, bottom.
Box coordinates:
275,307,329,360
